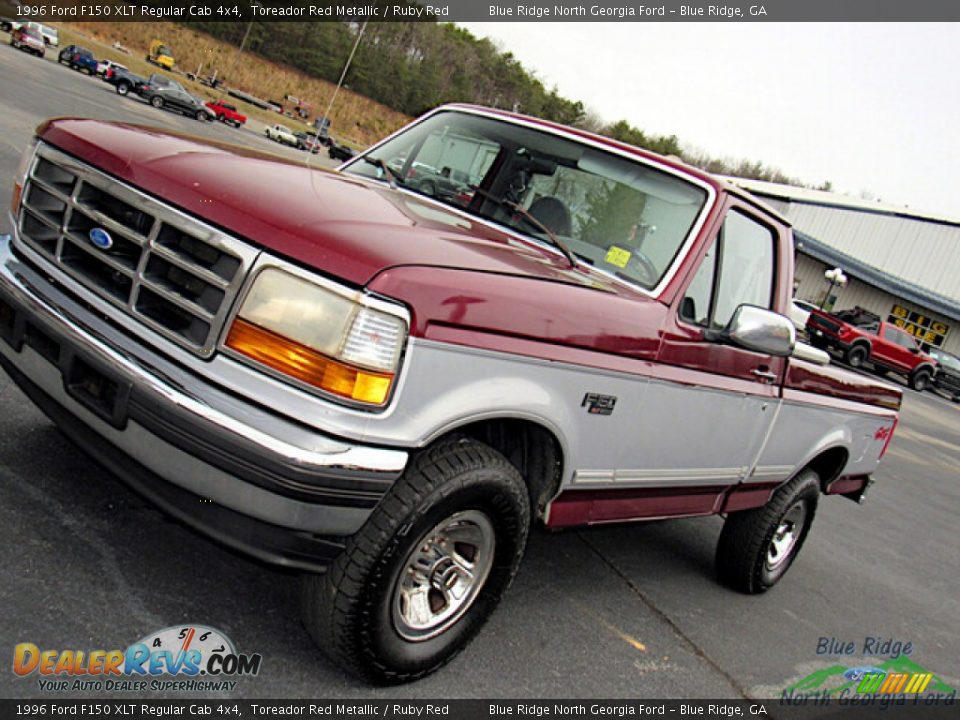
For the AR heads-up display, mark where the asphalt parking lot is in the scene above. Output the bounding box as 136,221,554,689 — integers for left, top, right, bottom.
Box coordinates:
1,39,959,700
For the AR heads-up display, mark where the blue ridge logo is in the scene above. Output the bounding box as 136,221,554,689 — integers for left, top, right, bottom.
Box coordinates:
88,228,113,250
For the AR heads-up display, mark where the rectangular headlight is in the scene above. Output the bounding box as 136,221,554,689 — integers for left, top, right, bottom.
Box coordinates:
225,267,407,406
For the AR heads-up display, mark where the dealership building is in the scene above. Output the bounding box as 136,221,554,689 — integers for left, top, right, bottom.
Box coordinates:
726,178,960,356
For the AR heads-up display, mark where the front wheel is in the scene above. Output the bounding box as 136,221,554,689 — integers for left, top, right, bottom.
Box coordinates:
716,469,820,594
910,369,932,392
845,344,868,369
302,437,530,684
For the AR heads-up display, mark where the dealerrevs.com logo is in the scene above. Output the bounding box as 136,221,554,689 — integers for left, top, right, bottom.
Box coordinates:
13,625,262,692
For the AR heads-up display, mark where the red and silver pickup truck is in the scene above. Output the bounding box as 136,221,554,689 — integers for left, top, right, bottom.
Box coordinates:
807,306,937,391
204,100,247,128
1,106,900,683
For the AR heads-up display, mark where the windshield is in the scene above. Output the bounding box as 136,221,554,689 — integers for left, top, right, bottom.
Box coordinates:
343,110,709,290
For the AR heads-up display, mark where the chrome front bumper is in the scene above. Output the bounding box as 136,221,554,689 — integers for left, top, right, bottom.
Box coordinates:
0,231,408,570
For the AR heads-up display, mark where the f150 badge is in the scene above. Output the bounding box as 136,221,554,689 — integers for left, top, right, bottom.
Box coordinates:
582,393,616,416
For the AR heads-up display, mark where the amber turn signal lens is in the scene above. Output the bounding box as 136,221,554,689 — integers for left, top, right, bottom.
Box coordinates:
226,318,394,405
11,182,22,218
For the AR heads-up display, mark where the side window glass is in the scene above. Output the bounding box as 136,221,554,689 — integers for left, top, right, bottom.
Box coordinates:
896,331,917,350
712,210,775,329
680,242,716,326
883,326,898,342
679,210,775,330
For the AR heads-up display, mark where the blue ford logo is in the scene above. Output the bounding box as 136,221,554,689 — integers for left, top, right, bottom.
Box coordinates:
88,227,113,250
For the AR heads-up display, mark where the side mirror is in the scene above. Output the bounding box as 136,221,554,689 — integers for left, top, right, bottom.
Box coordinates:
716,305,796,357
910,346,919,354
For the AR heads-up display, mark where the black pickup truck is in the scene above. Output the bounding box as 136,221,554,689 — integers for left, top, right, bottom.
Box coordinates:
104,67,151,96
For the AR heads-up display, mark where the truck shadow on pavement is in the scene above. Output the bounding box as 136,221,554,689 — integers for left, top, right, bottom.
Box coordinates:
4,419,727,694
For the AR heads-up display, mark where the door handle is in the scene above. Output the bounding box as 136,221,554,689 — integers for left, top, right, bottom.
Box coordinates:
751,368,778,382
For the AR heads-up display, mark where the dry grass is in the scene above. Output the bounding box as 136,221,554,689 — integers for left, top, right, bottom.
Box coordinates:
57,21,410,146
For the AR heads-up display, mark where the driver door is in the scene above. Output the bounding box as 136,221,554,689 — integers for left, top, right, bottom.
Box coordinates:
651,201,789,490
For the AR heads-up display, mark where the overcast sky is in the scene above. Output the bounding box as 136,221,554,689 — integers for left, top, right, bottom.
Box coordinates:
459,23,960,219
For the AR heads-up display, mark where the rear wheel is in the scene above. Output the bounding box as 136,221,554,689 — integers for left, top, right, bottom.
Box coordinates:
115,82,130,96
716,469,820,594
845,344,868,369
150,96,164,109
910,368,932,392
302,437,530,684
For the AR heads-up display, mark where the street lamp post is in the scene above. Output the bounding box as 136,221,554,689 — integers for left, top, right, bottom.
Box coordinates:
821,267,848,311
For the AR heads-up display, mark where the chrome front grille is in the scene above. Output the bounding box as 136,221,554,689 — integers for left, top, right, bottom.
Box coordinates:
16,144,258,356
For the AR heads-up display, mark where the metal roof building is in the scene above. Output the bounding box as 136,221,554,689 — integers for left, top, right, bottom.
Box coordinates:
724,177,960,355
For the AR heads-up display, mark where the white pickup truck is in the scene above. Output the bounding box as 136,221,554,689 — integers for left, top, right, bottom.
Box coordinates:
264,123,298,147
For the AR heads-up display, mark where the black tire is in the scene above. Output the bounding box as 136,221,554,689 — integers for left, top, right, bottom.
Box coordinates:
716,469,820,594
195,110,205,121
910,369,932,392
302,437,530,684
419,181,436,196
150,96,164,109
845,344,868,369
116,82,130,96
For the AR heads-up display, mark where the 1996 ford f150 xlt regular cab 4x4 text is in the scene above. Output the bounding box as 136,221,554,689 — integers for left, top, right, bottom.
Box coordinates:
0,106,901,683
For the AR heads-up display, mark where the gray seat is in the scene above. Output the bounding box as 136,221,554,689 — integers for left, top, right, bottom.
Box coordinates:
528,196,572,236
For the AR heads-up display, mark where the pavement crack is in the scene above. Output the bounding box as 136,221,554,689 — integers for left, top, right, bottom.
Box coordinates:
577,531,751,699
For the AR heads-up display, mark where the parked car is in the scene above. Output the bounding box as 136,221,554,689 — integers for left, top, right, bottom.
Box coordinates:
0,17,16,32
139,79,214,121
9,25,44,57
264,124,298,146
96,59,128,77
294,132,324,153
408,163,472,199
58,45,99,75
29,22,57,47
807,306,937,390
328,141,356,161
788,299,818,332
105,67,146,95
928,347,960,401
205,100,246,127
4,107,904,684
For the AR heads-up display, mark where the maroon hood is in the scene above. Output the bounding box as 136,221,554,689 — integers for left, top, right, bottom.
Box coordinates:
38,119,631,294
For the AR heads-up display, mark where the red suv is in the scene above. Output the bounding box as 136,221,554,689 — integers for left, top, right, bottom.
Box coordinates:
807,307,937,390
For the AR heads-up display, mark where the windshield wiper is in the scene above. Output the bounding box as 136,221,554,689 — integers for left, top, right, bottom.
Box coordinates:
360,155,405,188
471,187,576,268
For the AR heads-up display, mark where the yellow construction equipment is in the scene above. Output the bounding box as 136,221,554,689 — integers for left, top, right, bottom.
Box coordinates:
147,40,174,70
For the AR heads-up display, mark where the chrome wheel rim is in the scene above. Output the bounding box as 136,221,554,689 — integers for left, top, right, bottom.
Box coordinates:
392,510,495,642
766,501,806,572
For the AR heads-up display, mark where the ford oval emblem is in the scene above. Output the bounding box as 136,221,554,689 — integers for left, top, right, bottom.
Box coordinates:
89,227,113,250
